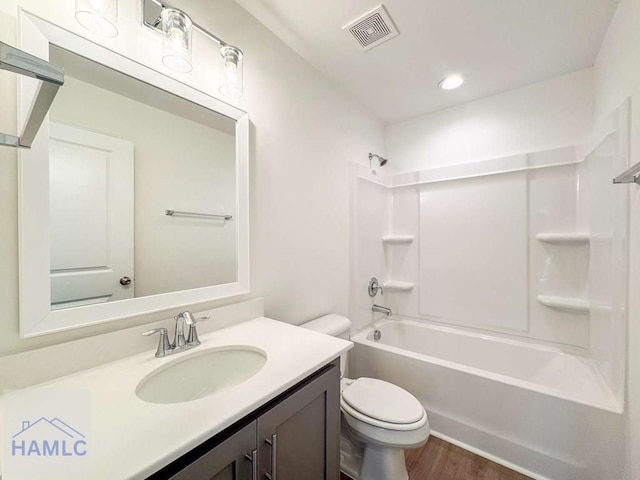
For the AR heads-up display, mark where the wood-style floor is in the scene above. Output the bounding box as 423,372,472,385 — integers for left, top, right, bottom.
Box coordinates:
340,436,531,480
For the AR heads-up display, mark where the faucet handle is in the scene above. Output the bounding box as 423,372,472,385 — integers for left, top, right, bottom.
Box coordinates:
368,277,383,297
186,315,210,346
178,311,209,325
142,328,172,358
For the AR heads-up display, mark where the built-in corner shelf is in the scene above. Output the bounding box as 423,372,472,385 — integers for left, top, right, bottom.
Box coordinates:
535,234,591,314
382,235,414,245
383,281,414,292
536,295,590,312
535,233,590,244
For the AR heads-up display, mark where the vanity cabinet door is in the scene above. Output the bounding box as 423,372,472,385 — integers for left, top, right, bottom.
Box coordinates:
168,421,257,480
257,364,340,480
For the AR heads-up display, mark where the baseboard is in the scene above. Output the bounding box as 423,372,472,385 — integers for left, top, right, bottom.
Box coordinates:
430,430,551,480
426,408,586,480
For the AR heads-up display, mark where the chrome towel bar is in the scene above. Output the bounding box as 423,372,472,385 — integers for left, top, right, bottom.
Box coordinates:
165,209,232,220
0,41,64,149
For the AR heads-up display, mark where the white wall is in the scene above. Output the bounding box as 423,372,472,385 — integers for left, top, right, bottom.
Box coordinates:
386,68,593,172
0,0,384,356
592,0,640,477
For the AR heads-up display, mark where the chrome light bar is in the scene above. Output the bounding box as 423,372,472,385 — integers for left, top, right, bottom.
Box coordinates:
142,0,236,49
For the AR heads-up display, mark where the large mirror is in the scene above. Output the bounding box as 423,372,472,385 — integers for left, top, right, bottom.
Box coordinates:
48,46,238,307
19,12,249,337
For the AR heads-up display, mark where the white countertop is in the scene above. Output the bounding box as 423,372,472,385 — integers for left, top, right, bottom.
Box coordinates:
0,317,352,479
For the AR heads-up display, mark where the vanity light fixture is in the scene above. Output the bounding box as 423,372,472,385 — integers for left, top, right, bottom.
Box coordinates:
219,45,243,98
142,0,244,98
161,8,193,73
438,74,465,90
75,0,119,38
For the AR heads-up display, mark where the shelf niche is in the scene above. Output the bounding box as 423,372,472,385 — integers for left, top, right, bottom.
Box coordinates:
382,235,414,245
536,295,590,312
535,233,590,244
383,281,414,292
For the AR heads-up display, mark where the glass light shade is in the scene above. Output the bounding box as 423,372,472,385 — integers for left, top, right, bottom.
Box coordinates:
75,0,118,38
161,8,193,73
219,46,243,99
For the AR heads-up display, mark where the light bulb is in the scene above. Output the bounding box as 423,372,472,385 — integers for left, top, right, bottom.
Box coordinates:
168,27,185,40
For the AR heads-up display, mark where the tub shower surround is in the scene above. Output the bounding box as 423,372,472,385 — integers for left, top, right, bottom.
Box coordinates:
349,101,630,480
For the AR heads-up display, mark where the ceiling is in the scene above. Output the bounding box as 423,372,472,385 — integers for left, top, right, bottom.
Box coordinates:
235,0,620,125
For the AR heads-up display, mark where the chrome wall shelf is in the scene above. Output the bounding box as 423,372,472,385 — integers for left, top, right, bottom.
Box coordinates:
0,41,64,149
613,161,640,185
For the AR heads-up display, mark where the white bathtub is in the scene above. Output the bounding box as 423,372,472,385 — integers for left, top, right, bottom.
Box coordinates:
349,318,625,480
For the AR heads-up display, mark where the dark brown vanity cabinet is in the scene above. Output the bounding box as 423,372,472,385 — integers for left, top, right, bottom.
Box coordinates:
152,361,340,480
257,362,340,480
169,422,257,480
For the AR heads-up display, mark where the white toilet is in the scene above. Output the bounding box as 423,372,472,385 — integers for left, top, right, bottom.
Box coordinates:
302,314,430,480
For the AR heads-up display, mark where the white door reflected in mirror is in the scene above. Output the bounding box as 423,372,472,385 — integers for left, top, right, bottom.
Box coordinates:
49,122,134,310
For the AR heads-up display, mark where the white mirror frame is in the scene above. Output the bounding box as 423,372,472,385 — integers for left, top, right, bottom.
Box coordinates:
18,11,249,337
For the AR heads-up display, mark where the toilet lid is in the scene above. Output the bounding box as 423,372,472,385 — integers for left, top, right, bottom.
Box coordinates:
341,377,424,424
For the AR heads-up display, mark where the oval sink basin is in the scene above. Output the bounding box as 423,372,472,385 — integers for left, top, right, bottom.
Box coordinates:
136,346,267,404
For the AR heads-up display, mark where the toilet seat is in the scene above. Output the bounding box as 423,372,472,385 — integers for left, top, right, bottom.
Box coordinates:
340,377,427,431
341,400,428,431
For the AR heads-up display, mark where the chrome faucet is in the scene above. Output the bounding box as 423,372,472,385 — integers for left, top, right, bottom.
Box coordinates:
142,310,209,358
173,314,187,349
372,304,392,316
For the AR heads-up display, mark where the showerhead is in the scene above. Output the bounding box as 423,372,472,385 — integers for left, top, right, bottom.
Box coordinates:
369,152,388,168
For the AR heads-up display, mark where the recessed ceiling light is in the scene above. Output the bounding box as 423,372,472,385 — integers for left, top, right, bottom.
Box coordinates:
439,74,465,90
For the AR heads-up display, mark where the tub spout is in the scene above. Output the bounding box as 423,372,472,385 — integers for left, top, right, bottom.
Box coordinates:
372,304,392,316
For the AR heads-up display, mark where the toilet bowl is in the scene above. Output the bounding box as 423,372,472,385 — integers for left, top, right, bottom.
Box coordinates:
340,377,430,479
302,314,430,480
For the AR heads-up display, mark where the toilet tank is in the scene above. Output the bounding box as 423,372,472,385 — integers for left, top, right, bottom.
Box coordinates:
301,314,351,377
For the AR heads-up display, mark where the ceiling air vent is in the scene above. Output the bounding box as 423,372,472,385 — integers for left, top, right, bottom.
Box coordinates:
343,5,399,52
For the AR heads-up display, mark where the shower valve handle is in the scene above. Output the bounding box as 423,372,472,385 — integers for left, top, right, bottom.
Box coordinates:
368,277,383,297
